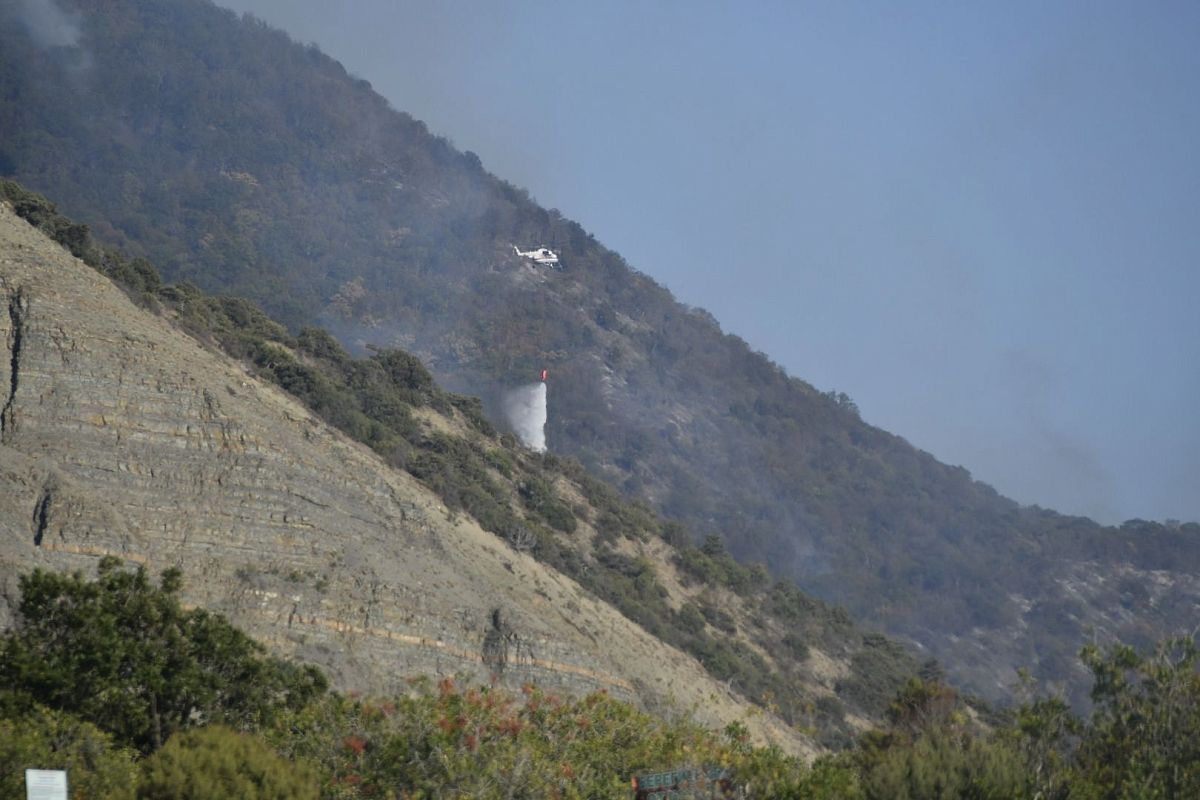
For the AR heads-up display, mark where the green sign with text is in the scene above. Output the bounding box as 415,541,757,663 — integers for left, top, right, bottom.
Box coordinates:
632,766,733,799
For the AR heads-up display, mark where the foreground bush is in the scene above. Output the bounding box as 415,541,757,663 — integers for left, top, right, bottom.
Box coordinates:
3,562,1199,799
137,725,318,800
266,679,849,800
0,706,137,800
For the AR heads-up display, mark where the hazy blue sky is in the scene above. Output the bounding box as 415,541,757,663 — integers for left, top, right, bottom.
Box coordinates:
217,0,1199,525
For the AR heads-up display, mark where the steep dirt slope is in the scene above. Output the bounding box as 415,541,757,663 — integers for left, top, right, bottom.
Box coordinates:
0,202,813,754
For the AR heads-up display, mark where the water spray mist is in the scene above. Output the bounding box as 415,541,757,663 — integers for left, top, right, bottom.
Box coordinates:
503,382,547,452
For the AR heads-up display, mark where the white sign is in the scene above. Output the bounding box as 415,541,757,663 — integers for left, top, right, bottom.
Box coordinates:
25,769,67,800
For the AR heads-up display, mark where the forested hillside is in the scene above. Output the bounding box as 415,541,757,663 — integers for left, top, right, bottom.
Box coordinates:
1,0,1197,703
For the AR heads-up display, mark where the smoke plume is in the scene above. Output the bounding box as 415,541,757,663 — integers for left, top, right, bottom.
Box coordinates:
503,382,547,452
12,0,82,49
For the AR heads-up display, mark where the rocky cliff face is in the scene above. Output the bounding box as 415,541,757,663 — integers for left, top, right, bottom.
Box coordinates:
0,203,810,753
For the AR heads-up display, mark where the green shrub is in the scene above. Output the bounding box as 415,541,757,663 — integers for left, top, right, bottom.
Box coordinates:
370,348,436,404
268,683,824,800
518,476,578,533
836,635,915,715
677,603,707,635
860,730,1026,800
0,706,137,800
780,632,811,661
296,327,350,365
700,601,737,634
138,725,318,800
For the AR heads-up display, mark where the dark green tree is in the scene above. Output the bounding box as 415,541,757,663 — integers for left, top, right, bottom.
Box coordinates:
1071,637,1200,798
0,557,327,753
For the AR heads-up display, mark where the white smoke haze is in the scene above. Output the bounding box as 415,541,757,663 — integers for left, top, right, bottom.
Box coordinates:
503,383,547,452
13,0,82,48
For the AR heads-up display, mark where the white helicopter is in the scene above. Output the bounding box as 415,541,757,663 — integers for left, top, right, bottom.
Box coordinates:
512,244,561,268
